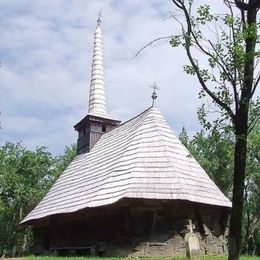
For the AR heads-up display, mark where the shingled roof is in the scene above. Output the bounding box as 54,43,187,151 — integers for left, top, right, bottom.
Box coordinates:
21,107,231,224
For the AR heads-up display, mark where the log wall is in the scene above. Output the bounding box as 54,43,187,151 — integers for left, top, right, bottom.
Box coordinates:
32,199,229,257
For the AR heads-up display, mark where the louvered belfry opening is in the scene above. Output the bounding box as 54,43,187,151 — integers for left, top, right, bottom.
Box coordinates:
74,115,120,154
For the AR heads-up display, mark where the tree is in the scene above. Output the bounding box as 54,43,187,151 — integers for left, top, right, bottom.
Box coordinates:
53,144,77,180
0,143,55,256
169,1,259,259
243,124,260,255
0,142,77,257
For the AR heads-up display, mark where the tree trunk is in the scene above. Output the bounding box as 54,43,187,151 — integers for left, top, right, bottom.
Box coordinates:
244,189,250,254
252,235,256,255
11,245,17,257
228,119,248,260
22,233,28,255
228,2,257,258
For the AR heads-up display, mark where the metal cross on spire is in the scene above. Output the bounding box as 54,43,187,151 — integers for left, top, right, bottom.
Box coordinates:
97,9,102,26
150,82,160,107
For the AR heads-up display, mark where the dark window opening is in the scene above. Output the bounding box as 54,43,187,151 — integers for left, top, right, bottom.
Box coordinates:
102,125,106,132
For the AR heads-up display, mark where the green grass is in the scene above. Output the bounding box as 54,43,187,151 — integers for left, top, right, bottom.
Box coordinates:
24,256,260,260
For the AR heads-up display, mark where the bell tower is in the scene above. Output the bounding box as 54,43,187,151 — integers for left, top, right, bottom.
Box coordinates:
74,12,120,154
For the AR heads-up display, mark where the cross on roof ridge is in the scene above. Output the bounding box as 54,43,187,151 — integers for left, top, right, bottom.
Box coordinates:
150,82,159,107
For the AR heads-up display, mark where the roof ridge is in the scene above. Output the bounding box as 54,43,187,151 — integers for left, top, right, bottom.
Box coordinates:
116,106,154,129
88,106,155,152
94,106,157,159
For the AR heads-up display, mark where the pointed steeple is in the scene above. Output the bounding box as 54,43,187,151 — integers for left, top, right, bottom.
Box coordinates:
74,12,120,155
88,10,106,117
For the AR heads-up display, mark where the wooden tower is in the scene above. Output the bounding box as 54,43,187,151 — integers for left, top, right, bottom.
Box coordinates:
74,12,120,154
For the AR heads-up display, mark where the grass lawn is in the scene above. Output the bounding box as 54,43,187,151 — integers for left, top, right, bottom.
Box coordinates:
24,256,260,260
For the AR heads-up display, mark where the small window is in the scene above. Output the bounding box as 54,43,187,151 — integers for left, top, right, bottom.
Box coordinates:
102,125,106,132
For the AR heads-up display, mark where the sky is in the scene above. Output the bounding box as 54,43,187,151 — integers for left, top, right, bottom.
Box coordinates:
0,0,246,155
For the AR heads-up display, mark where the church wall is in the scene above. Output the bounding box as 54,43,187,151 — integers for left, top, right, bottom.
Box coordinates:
32,199,229,257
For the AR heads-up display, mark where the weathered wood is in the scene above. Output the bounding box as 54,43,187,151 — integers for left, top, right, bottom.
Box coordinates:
32,199,229,257
21,107,231,225
74,114,120,154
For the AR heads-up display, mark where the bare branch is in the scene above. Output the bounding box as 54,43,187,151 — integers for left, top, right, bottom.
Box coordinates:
179,1,236,121
248,110,260,133
207,40,239,113
209,36,239,111
227,2,238,83
208,40,236,83
132,36,172,59
241,8,246,24
172,0,184,10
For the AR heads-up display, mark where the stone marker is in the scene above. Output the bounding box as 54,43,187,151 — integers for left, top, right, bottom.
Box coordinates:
185,220,200,259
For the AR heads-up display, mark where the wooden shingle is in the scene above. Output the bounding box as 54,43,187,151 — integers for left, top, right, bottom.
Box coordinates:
21,107,231,224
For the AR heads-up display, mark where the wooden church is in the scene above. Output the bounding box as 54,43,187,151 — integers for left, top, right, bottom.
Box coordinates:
21,14,232,257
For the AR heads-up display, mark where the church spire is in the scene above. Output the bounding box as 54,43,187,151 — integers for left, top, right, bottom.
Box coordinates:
88,10,106,116
74,12,120,155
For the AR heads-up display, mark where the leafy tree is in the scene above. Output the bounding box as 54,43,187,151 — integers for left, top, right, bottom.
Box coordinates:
169,1,260,259
53,144,77,180
0,143,55,256
243,124,260,255
0,142,77,257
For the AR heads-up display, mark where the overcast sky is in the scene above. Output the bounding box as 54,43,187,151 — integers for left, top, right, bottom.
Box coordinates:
0,0,242,155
